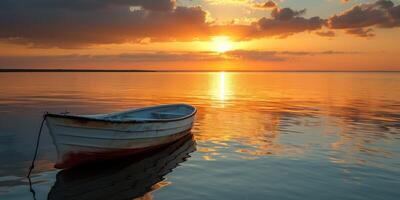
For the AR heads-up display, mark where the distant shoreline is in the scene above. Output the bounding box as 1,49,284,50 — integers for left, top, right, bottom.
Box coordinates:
0,69,399,73
0,69,156,72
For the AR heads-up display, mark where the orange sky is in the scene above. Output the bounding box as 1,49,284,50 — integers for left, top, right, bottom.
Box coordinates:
0,0,399,70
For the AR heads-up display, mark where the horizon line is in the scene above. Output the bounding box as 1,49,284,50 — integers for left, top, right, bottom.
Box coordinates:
0,69,400,73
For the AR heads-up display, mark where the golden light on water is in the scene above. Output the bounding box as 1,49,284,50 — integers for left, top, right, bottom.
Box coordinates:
210,71,230,101
219,72,226,100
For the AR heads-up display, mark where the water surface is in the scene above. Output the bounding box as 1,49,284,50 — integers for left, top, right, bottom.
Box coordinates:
0,72,399,199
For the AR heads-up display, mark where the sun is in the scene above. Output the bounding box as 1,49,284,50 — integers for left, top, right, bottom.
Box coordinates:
212,36,233,53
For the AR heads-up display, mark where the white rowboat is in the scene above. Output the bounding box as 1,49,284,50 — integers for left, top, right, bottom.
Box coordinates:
45,104,196,169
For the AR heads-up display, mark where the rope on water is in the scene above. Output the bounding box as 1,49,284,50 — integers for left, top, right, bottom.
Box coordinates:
27,113,48,178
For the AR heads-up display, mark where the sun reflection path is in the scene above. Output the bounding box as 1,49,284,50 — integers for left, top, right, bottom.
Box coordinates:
210,71,229,102
219,72,225,101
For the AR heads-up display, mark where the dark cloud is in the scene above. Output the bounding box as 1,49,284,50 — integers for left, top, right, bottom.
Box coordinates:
0,0,398,47
0,1,327,47
253,1,277,9
211,8,324,40
345,28,375,37
271,8,306,21
328,0,400,29
0,0,209,47
2,0,176,12
251,8,325,38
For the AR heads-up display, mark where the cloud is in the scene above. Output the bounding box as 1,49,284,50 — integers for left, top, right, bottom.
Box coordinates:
345,28,375,37
0,0,328,47
251,8,325,38
328,0,400,29
0,0,210,48
253,1,277,9
211,7,325,40
271,8,306,20
0,52,220,66
0,0,398,47
315,30,336,37
0,50,360,68
223,50,353,61
225,50,285,61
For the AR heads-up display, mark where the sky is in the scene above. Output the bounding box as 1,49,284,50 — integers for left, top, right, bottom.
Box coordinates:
0,0,399,71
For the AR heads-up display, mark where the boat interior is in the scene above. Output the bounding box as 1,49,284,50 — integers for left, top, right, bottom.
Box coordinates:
88,104,195,121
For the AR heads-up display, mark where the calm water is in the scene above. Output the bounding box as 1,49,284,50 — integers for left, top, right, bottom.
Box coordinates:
0,72,399,200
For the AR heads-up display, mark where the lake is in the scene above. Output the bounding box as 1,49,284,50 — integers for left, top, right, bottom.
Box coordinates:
0,72,399,199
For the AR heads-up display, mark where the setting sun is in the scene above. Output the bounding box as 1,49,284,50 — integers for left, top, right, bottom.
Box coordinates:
212,36,233,53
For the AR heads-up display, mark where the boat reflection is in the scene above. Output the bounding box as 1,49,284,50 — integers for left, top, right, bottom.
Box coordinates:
47,134,196,200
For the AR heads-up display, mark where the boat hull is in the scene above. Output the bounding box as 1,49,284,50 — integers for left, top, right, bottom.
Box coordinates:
48,134,196,200
46,112,195,169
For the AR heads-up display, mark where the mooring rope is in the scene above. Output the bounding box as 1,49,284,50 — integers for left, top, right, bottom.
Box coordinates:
27,113,47,178
28,176,37,200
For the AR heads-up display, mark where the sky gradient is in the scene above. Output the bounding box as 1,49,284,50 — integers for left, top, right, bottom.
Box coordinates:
0,0,399,71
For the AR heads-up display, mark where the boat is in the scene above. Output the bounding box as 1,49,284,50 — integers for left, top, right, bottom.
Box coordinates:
45,104,197,169
47,134,196,200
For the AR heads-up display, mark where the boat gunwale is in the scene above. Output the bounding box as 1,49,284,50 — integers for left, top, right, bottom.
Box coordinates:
45,104,197,124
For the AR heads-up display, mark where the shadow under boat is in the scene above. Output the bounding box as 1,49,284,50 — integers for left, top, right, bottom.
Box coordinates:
47,133,196,200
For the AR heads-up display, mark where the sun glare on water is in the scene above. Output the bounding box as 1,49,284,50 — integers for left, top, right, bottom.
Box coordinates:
212,36,233,53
